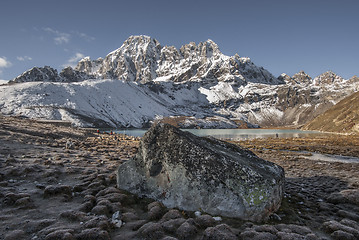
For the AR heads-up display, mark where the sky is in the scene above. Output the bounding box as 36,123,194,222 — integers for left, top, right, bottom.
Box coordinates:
0,0,358,81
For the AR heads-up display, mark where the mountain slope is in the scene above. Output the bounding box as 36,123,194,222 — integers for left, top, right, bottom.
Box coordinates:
2,35,359,128
303,91,359,133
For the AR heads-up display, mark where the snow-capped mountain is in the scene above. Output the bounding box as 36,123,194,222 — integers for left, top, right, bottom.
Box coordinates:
75,35,281,85
2,35,359,128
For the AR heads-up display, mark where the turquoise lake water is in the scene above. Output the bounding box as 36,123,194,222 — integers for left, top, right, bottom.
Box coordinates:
113,128,326,140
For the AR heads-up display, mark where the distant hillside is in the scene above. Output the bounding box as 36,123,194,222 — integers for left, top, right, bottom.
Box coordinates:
303,91,359,134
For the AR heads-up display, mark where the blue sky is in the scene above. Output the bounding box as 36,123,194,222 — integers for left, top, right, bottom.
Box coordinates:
0,0,358,80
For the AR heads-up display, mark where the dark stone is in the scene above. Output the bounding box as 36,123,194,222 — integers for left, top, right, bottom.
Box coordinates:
202,224,237,240
194,214,216,228
122,212,139,222
78,201,94,213
161,209,183,221
137,222,165,240
91,205,110,216
75,228,110,240
161,218,186,233
44,185,72,197
84,216,111,231
45,230,75,240
176,220,198,240
4,230,26,240
331,230,356,240
276,232,307,240
117,123,284,221
59,210,88,222
24,218,56,233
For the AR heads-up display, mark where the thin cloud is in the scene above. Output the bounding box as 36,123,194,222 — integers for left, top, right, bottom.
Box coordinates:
73,31,95,42
17,56,32,61
43,27,71,45
0,57,12,74
0,57,12,68
62,52,86,68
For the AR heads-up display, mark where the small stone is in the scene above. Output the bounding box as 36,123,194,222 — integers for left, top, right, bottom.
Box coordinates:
148,205,164,220
44,185,72,197
97,199,112,209
78,201,94,213
4,230,26,240
176,220,198,240
323,220,359,237
337,210,359,221
124,219,148,231
327,192,347,204
14,196,34,208
44,230,75,240
340,219,359,231
84,194,96,203
203,224,237,240
122,212,139,222
253,225,278,234
75,228,110,240
59,210,87,222
305,233,320,240
161,218,186,233
24,218,56,233
276,232,307,240
91,205,109,216
194,214,216,228
84,216,111,231
340,189,359,205
161,209,183,221
137,222,165,240
194,211,201,217
331,230,356,240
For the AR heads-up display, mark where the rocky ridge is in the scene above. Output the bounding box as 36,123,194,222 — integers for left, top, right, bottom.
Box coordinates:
10,66,95,83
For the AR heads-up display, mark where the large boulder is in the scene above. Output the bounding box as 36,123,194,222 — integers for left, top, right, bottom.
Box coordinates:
117,123,284,221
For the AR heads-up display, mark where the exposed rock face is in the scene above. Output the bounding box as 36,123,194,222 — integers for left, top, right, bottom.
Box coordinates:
313,71,344,86
10,66,61,83
74,35,281,85
291,70,312,84
9,66,95,84
59,67,95,82
117,123,285,221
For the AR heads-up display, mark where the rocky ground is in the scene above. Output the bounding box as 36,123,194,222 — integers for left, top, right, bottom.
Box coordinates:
1,115,359,240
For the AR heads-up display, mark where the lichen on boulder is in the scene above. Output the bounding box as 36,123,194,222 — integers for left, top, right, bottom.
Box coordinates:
117,123,284,222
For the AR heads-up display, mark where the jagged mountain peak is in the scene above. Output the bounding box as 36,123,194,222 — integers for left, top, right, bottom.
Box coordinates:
179,39,222,59
278,73,293,83
313,71,344,85
10,66,61,83
349,75,359,84
291,70,312,84
108,35,161,56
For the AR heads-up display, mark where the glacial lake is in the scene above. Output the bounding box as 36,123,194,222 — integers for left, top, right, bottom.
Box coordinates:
113,128,326,140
